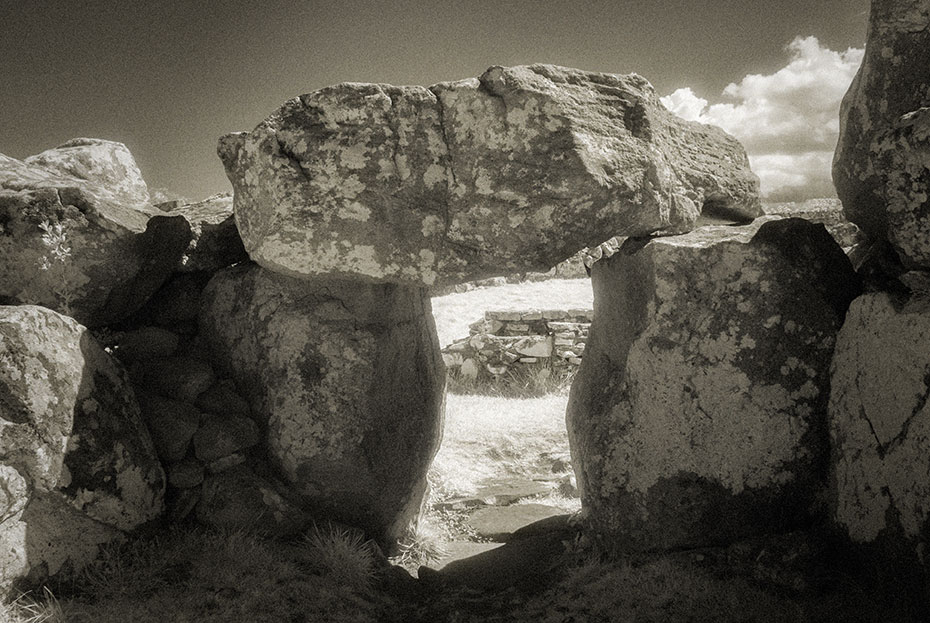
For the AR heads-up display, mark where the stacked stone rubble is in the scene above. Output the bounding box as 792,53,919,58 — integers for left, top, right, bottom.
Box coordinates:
104,272,309,535
443,310,592,382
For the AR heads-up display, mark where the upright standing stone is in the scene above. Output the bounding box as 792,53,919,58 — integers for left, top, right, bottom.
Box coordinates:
0,306,165,595
199,263,444,546
833,0,930,268
219,64,760,286
567,218,859,551
829,285,930,600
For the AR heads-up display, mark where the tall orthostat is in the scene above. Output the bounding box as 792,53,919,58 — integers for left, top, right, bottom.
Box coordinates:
215,64,761,548
567,218,858,551
833,0,930,269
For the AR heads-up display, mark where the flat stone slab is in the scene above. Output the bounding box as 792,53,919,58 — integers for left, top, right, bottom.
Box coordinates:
438,533,566,591
435,478,553,510
428,541,503,572
466,504,565,542
219,64,760,287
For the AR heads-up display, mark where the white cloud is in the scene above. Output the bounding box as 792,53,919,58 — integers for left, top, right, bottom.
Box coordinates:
661,36,864,202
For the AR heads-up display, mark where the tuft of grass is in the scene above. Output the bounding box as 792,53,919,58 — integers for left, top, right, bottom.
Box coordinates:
13,525,389,623
446,364,576,399
2,588,68,623
301,523,379,593
390,519,449,571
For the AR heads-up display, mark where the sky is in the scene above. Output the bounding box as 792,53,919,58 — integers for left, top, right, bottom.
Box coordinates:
0,0,870,203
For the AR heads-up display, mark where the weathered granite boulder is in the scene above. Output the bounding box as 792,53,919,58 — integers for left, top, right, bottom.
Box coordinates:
873,108,930,268
829,286,930,595
219,64,761,286
0,306,165,594
24,138,151,208
199,263,445,546
567,218,859,551
161,192,248,273
833,0,930,267
0,140,191,326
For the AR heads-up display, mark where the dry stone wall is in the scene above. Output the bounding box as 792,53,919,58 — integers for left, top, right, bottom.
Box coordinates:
443,310,592,382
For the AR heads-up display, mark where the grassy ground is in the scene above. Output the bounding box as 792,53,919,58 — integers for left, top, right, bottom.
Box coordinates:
430,393,575,501
1,526,391,623
430,278,592,347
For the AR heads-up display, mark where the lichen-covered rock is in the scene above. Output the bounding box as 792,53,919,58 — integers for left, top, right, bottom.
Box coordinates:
24,138,152,208
829,288,930,587
833,0,930,267
199,263,445,546
872,108,930,268
567,218,859,551
161,192,248,272
0,140,191,326
0,306,165,594
219,64,761,286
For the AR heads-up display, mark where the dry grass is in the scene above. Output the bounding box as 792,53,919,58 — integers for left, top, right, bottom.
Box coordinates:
430,278,592,347
2,526,391,623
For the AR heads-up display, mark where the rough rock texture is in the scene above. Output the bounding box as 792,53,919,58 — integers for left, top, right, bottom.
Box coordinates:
161,192,248,272
199,263,445,546
763,198,864,249
443,309,592,383
873,108,930,268
567,218,859,551
0,140,191,326
195,465,310,536
24,138,152,208
829,288,930,587
219,64,761,286
833,0,930,267
0,306,165,594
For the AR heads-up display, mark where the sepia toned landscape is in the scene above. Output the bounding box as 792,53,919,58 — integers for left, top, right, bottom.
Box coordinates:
2,1,928,621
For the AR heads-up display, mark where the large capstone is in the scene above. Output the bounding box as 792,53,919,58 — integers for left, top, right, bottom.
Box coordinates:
567,217,859,551
0,306,165,595
829,285,930,594
833,0,930,268
219,64,761,286
199,263,445,547
0,139,191,326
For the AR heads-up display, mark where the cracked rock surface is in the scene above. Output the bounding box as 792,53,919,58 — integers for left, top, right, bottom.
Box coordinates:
198,263,445,548
833,0,930,268
0,139,191,326
829,288,930,558
219,64,761,286
0,305,165,594
566,218,859,551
